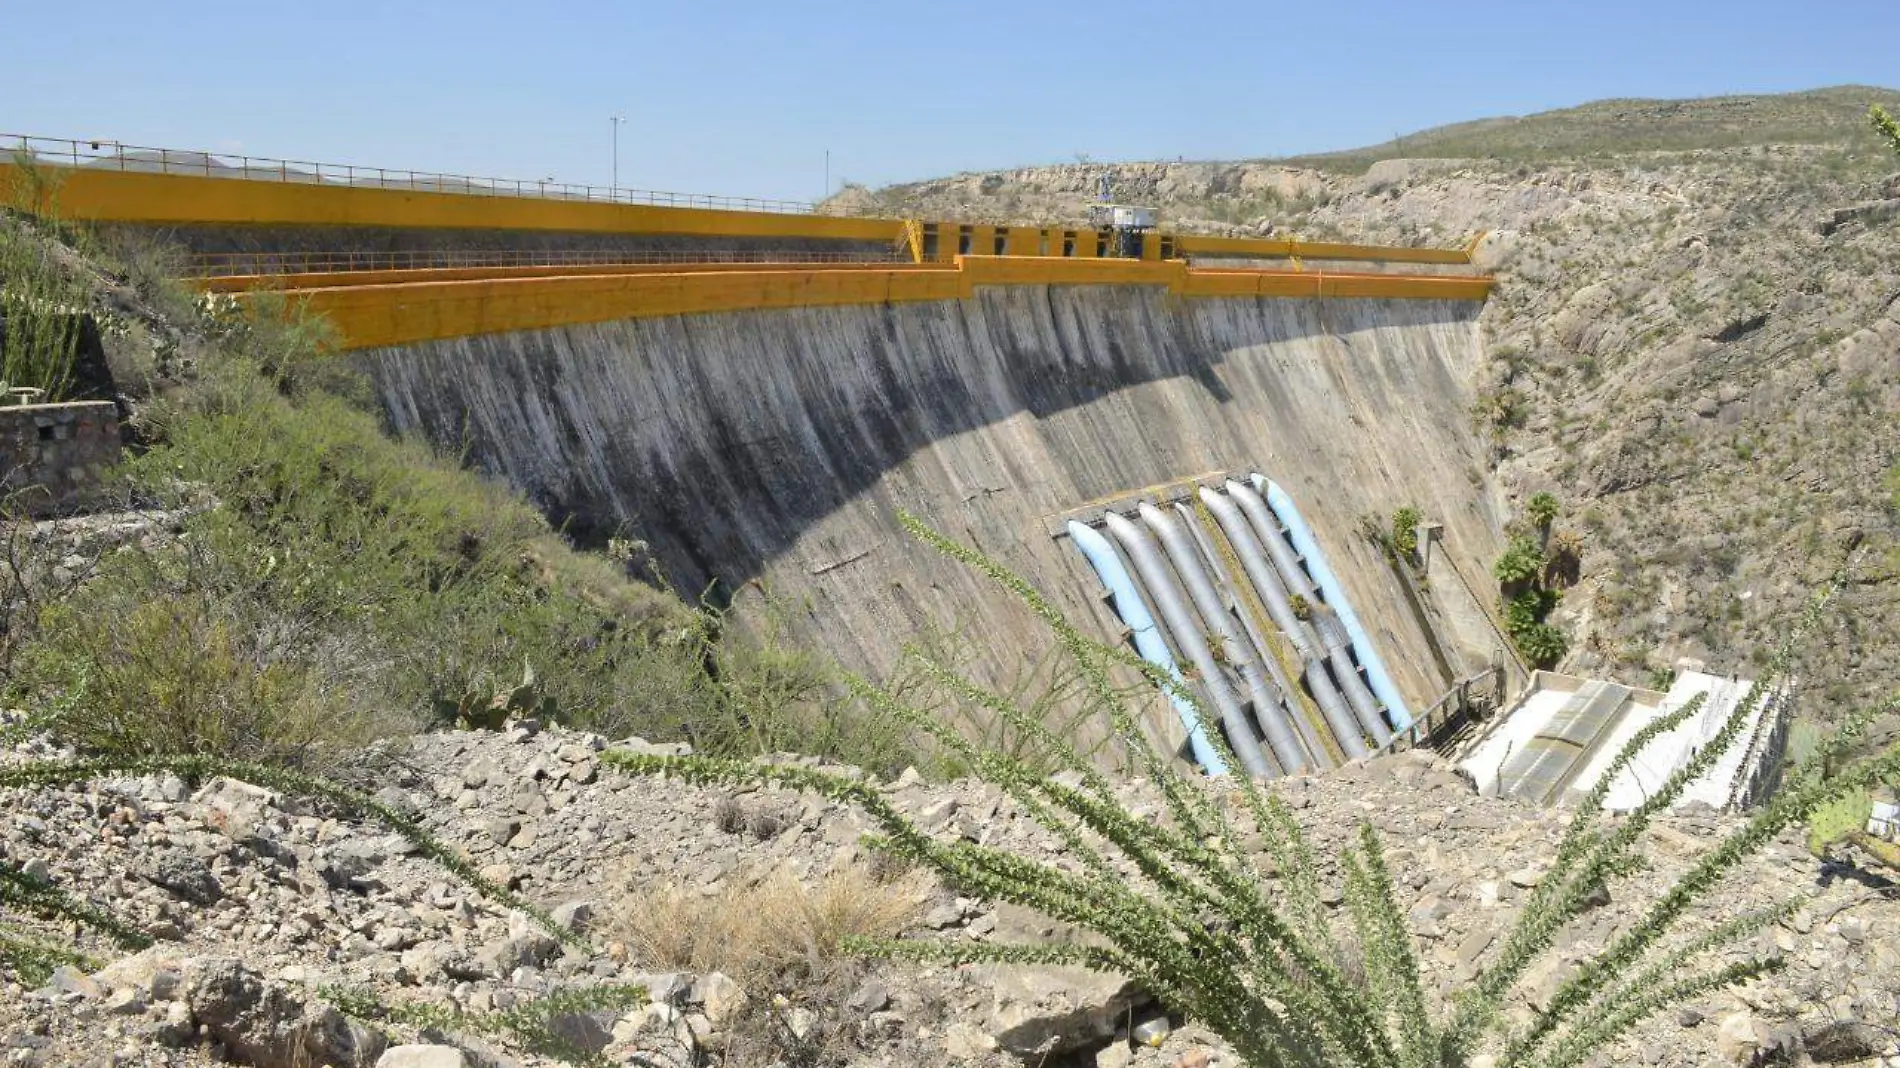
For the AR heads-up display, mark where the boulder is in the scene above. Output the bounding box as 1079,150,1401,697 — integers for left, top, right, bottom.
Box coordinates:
377,1047,468,1068
184,957,385,1067
974,963,1148,1057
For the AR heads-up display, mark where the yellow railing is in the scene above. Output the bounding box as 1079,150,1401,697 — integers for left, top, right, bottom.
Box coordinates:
3,134,1483,269
4,132,818,214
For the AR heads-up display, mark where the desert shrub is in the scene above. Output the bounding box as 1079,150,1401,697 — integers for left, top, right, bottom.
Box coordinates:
0,492,118,681
1526,492,1560,532
615,860,930,1066
0,172,88,401
616,862,927,990
18,560,398,769
87,225,199,328
7,361,605,761
1543,530,1584,589
609,518,1900,1068
1473,385,1528,435
1493,536,1546,586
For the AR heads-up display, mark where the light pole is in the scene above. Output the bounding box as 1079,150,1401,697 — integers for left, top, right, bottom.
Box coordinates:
610,115,627,195
824,149,830,202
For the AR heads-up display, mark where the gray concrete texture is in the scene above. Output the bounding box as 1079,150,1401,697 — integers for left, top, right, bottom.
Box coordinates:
362,288,1508,759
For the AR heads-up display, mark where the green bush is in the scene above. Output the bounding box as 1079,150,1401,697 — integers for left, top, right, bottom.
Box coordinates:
11,355,780,765
1391,506,1422,560
1874,105,1900,158
1504,588,1559,634
1492,536,1546,586
1494,494,1583,667
1527,492,1560,532
1512,622,1569,668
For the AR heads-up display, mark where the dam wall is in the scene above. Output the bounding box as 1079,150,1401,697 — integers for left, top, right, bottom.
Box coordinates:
362,287,1507,758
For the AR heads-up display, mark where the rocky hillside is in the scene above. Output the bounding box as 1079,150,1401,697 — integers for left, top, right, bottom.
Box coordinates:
841,88,1900,712
3,714,1896,1068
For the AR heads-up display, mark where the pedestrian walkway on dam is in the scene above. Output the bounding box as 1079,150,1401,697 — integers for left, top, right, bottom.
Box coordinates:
5,132,1494,349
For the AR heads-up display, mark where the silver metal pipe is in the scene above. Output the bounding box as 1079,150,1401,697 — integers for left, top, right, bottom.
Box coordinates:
1140,502,1306,775
1102,511,1274,778
1228,479,1316,599
1199,487,1367,761
1177,501,1333,769
1313,607,1389,742
1229,479,1387,743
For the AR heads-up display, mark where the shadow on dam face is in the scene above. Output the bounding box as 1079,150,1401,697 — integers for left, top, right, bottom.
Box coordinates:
363,286,1502,737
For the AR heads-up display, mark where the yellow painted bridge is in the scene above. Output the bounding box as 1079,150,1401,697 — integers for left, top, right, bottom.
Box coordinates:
6,135,1493,350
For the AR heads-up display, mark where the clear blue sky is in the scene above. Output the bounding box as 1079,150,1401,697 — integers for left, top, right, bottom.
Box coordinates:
4,1,1893,203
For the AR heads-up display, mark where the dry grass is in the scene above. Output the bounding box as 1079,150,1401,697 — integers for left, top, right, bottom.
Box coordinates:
615,860,930,992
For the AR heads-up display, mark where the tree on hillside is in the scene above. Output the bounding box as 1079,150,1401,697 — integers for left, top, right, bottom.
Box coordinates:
1875,106,1900,158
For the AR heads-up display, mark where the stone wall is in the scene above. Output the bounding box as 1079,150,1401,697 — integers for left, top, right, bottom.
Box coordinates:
0,401,121,516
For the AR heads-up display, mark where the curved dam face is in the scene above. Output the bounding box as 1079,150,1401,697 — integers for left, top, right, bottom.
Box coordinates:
364,287,1503,756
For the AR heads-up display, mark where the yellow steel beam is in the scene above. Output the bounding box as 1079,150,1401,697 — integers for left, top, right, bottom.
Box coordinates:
10,164,1481,271
252,256,1491,351
10,165,1481,270
1171,234,1474,265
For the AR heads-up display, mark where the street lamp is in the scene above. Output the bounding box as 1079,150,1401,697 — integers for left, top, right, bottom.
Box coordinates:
610,115,627,195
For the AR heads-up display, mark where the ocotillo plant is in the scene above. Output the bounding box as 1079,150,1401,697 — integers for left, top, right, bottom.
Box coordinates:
607,512,1900,1068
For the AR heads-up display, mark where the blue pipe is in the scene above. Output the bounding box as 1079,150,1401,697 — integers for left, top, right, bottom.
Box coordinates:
1255,475,1415,734
1066,520,1228,775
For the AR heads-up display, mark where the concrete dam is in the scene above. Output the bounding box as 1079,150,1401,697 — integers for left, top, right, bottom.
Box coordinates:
361,288,1507,768
11,139,1511,771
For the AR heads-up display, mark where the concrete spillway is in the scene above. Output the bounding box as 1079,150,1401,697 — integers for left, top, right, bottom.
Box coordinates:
364,286,1505,761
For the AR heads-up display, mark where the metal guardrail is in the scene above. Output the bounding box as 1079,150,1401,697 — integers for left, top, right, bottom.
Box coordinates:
185,247,913,278
1378,665,1505,756
5,133,819,215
